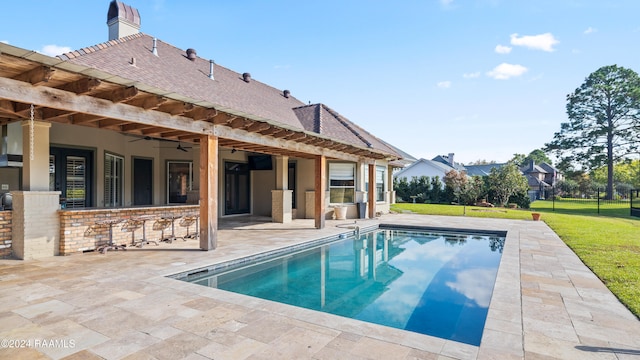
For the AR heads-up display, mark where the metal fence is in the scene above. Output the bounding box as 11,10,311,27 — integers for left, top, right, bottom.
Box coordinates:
547,186,639,217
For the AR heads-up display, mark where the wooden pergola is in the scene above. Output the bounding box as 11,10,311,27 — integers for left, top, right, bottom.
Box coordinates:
0,43,398,250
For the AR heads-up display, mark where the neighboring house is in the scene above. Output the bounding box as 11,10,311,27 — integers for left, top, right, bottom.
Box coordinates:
521,160,562,200
0,1,406,259
394,152,505,184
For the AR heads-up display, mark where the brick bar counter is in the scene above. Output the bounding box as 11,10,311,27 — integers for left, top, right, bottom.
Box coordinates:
58,205,199,255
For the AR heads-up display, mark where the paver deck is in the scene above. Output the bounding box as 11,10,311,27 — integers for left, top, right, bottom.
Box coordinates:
1,214,639,359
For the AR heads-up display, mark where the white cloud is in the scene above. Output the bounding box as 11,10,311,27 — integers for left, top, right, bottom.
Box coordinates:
494,44,512,54
510,32,559,52
486,63,528,80
440,0,454,6
40,44,71,57
463,72,481,79
437,81,452,88
446,268,497,307
0,40,8,44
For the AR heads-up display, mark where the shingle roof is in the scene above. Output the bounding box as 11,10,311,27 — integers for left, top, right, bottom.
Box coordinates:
58,33,403,159
464,163,506,176
293,104,401,155
60,33,306,130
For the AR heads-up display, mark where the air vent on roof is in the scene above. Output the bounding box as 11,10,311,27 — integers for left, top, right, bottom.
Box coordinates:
186,48,197,61
242,72,251,83
283,90,290,98
152,37,158,56
209,59,215,80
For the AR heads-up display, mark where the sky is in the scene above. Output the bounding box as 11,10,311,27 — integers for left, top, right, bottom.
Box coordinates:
1,0,639,165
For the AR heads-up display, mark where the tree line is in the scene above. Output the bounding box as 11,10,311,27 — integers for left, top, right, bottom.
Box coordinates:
394,162,530,208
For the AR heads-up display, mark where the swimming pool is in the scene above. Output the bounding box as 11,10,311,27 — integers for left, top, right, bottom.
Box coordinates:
175,226,506,346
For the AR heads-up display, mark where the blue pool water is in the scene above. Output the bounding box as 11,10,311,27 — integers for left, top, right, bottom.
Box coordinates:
180,227,505,346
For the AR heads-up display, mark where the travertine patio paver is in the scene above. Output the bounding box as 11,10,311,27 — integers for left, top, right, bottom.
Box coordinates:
0,214,638,359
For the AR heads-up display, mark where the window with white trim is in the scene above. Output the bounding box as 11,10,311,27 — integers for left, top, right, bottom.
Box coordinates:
104,153,124,207
329,163,355,203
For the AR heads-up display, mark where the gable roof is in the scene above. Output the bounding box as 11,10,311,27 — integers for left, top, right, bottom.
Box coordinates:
432,155,465,171
394,158,456,178
58,33,404,160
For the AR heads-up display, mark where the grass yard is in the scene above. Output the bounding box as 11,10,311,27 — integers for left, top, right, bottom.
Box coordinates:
531,198,631,218
391,202,640,319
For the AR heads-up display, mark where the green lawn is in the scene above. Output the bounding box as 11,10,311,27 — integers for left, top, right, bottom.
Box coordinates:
531,198,631,218
391,202,640,319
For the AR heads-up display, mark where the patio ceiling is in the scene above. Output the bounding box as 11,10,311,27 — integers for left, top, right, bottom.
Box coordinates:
0,43,396,162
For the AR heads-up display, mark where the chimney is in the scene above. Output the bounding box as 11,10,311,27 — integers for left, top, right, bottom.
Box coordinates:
107,1,141,41
242,72,251,83
448,153,455,166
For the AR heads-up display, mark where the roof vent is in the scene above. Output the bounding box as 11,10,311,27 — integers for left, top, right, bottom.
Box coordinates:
242,72,251,83
186,48,197,61
208,59,215,80
283,90,290,98
152,37,158,56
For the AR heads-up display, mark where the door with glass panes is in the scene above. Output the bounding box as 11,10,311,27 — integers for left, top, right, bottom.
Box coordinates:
50,147,94,208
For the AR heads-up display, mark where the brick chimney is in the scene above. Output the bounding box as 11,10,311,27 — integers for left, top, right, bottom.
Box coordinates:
107,1,141,40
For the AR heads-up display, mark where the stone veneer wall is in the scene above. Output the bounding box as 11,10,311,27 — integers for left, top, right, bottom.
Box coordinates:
0,211,12,258
59,205,199,255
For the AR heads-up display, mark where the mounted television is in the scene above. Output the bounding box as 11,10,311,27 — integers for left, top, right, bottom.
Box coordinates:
248,155,273,170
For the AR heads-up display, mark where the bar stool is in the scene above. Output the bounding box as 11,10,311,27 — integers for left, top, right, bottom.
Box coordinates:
95,218,125,254
122,218,143,247
180,214,199,240
160,215,183,243
134,215,158,247
153,217,172,244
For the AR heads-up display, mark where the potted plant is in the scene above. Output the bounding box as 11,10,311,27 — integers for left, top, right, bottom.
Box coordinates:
531,212,541,221
333,205,348,220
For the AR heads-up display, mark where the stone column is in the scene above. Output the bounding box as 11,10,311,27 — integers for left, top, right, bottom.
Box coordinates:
271,189,292,223
12,120,60,259
11,191,60,259
272,156,292,223
21,120,51,191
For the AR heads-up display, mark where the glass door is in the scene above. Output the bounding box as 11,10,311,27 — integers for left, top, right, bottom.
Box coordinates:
50,147,94,208
225,161,250,215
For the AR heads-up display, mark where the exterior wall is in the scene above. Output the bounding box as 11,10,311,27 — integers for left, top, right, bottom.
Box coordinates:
253,168,275,216
11,191,60,260
58,205,199,255
296,158,315,219
50,123,198,207
394,160,449,182
0,210,12,258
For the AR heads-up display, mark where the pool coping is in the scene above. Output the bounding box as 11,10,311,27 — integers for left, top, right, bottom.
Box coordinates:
162,221,521,358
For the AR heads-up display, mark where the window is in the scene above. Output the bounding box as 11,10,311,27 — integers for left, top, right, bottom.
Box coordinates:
376,166,386,202
365,165,387,203
329,163,355,203
104,153,124,207
167,161,193,204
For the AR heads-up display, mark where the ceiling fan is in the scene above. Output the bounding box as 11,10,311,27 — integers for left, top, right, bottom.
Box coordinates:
128,135,192,152
156,141,192,152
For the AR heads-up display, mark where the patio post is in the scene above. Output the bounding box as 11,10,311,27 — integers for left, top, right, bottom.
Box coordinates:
368,163,376,218
199,134,218,250
314,155,326,229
